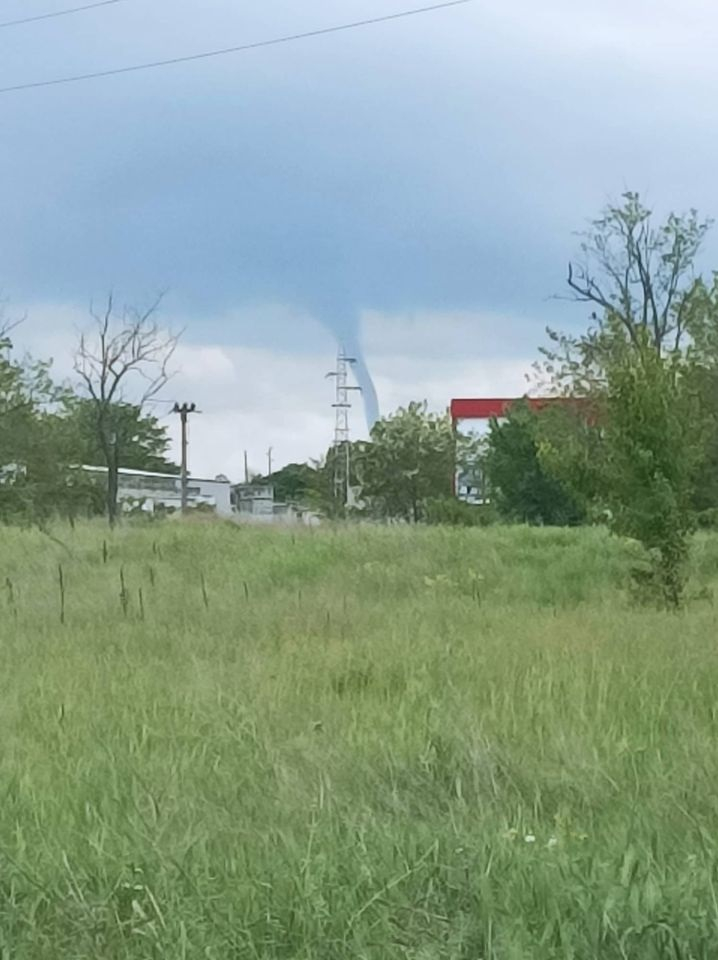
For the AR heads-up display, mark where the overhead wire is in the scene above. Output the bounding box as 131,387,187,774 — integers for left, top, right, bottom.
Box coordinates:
0,0,126,30
0,0,472,95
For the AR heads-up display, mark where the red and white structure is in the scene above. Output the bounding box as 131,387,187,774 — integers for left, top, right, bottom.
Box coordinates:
451,397,555,425
451,397,560,504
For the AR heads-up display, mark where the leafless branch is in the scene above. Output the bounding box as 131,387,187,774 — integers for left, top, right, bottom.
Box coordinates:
73,291,181,523
0,319,21,342
562,194,712,358
74,292,179,406
0,306,26,346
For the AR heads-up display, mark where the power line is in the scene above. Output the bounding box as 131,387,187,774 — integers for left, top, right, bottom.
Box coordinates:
0,0,126,30
0,0,472,95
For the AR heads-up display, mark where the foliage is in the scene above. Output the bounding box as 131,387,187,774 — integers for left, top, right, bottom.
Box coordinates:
601,343,709,606
265,446,365,519
260,461,319,505
59,397,178,475
540,192,712,395
696,507,718,530
1,521,718,956
689,360,718,515
356,402,473,522
423,495,495,526
535,403,607,521
0,331,101,524
485,401,585,525
259,453,360,519
539,193,718,605
0,329,54,467
0,429,105,526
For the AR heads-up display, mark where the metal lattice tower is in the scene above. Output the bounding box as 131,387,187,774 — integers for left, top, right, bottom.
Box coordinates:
326,347,362,506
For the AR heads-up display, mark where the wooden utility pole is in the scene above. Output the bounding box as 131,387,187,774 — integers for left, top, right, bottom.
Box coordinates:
173,402,197,513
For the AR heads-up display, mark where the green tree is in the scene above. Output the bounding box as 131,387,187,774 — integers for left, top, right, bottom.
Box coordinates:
297,445,364,519
357,402,470,522
692,369,718,519
258,461,319,506
485,401,584,525
253,458,351,519
59,397,178,475
602,341,707,605
539,193,718,605
0,328,104,524
684,277,718,520
0,325,50,460
12,418,107,525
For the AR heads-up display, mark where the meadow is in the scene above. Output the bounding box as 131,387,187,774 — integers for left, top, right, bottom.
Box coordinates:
1,519,718,958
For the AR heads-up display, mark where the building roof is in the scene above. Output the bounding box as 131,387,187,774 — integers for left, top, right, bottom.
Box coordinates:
81,465,231,485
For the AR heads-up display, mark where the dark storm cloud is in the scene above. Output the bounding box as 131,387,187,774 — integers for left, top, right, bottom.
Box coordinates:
2,0,718,414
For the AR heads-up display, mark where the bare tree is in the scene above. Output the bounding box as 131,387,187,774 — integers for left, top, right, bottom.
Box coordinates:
537,193,714,397
74,293,179,525
566,192,711,355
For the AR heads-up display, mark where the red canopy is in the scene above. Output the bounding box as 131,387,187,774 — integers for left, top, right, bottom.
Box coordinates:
450,397,554,421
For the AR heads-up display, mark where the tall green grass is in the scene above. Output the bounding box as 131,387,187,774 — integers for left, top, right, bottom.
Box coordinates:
1,520,718,958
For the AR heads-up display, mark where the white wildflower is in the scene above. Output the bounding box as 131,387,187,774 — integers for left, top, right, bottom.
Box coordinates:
524,834,536,843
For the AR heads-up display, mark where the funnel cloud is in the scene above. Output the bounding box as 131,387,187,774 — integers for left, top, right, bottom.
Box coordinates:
313,301,380,429
338,334,380,430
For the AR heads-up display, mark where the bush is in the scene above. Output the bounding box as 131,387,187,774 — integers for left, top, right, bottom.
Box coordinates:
696,508,718,530
423,496,496,527
485,402,587,526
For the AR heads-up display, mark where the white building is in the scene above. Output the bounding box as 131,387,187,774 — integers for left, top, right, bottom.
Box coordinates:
82,465,233,517
232,482,321,526
232,482,276,523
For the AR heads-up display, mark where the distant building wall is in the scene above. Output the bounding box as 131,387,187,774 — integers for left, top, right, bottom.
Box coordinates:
232,483,321,526
82,466,233,516
232,483,275,523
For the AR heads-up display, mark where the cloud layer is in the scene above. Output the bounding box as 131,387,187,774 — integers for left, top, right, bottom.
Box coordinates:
4,0,718,465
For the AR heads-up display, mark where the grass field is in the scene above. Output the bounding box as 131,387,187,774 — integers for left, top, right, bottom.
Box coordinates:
2,520,718,958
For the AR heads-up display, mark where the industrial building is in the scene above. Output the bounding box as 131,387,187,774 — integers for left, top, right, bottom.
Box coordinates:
81,465,233,516
231,482,321,526
232,482,276,522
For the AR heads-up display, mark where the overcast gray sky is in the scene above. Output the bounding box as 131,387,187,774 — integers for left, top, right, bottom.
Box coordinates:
3,0,718,477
